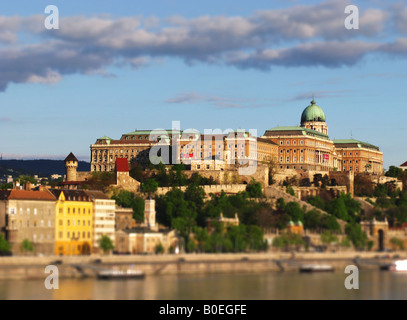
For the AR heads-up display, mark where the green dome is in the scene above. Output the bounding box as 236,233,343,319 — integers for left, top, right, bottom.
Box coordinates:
301,100,326,123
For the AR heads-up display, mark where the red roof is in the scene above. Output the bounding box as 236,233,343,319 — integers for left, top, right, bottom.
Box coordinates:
9,190,56,201
116,158,129,172
400,161,407,167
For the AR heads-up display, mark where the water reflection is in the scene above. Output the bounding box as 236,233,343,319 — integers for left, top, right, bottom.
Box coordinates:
0,270,406,300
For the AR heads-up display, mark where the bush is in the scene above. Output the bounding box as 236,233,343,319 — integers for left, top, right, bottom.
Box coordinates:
20,239,34,254
155,242,165,254
0,235,11,255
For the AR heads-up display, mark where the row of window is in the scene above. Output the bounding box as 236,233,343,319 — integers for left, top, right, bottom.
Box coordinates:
343,167,359,171
9,208,52,216
280,156,304,163
58,231,92,240
280,149,304,154
58,208,92,215
59,219,91,227
279,140,304,146
30,233,52,241
17,220,52,228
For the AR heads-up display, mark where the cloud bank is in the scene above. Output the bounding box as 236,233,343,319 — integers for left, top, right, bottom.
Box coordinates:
0,0,406,91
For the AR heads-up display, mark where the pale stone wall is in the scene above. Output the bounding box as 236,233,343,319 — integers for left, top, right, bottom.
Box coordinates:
115,172,140,193
291,186,347,200
156,184,248,196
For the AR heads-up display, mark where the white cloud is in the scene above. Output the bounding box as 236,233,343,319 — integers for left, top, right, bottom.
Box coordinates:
0,1,405,91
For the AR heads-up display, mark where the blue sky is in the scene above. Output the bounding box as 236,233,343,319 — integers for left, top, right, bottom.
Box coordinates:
0,0,406,170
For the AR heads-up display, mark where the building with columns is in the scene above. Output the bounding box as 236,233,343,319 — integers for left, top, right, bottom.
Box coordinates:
262,99,383,175
90,99,383,176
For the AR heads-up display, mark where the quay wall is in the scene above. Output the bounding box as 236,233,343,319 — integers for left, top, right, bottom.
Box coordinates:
0,252,403,280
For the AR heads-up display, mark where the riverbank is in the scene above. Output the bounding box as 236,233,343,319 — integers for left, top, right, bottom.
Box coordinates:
0,251,404,280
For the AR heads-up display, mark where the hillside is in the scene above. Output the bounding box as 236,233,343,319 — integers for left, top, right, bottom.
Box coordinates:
0,160,90,178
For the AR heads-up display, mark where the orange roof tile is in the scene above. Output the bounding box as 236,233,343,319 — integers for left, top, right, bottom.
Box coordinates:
9,190,56,201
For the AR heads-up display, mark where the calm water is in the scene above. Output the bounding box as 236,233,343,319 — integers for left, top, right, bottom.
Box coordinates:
0,270,406,300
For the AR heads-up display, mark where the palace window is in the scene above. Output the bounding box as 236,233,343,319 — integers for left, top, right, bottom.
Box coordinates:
300,141,303,145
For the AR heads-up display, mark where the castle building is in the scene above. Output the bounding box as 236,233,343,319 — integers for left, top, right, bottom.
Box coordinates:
90,99,383,176
262,100,383,174
333,139,383,174
90,129,278,172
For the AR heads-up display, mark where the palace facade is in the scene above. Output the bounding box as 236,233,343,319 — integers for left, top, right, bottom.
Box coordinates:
90,100,383,175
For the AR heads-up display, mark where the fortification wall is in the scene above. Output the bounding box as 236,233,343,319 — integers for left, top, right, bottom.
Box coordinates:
156,184,247,196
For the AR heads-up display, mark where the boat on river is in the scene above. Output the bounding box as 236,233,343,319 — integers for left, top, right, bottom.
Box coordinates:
97,269,145,280
299,264,334,273
388,260,407,272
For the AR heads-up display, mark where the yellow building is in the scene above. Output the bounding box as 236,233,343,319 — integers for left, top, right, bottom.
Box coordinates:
50,190,93,256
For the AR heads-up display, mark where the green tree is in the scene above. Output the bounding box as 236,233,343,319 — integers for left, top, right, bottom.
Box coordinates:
98,235,115,254
345,223,367,249
0,234,11,255
18,175,37,185
246,180,263,198
155,242,164,254
320,231,338,245
111,190,145,222
20,239,34,254
390,237,404,250
386,166,403,179
313,174,323,187
286,186,295,196
0,183,13,190
141,178,159,195
300,178,311,187
284,202,304,223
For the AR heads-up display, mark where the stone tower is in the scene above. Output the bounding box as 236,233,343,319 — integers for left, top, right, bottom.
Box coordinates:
300,100,329,135
65,152,78,182
144,198,157,231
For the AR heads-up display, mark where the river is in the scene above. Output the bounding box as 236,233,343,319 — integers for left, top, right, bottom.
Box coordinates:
0,269,406,300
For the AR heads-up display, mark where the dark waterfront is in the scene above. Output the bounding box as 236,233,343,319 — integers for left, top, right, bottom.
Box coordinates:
0,269,406,300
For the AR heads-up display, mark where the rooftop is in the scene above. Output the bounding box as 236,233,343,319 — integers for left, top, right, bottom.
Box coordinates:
116,158,129,172
265,126,330,140
301,100,326,123
8,189,56,201
64,152,78,162
333,139,380,151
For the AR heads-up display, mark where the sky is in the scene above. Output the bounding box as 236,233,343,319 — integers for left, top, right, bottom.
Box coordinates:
0,0,406,170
